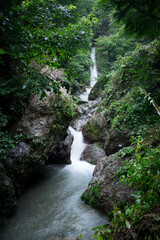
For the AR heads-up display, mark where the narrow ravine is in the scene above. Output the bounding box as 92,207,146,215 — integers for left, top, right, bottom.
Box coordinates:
0,48,107,240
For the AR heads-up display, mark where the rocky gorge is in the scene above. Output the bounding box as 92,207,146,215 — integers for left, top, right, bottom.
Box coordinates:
0,40,160,240
0,67,78,222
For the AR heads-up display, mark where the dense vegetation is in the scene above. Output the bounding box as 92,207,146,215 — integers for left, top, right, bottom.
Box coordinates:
89,38,160,240
0,0,95,159
86,1,160,239
0,0,160,239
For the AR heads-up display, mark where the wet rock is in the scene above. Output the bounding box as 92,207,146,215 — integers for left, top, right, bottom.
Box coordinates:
0,164,17,221
105,129,131,156
82,119,105,143
81,154,131,212
82,117,130,156
48,132,73,164
88,77,108,101
1,84,77,220
81,143,106,165
7,92,75,188
6,92,76,183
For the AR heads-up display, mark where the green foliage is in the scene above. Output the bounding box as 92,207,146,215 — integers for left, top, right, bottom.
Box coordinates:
0,0,94,131
0,131,23,160
95,27,136,74
92,224,111,240
91,32,160,240
0,0,93,69
96,0,160,39
94,39,160,134
92,135,160,239
81,183,102,207
57,0,97,17
139,88,160,116
53,94,78,119
118,146,134,158
117,137,160,228
64,49,92,92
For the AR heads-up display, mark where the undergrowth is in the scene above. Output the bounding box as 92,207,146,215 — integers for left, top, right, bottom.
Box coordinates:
92,132,160,240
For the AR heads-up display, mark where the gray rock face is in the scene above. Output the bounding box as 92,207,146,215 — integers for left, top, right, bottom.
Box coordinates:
48,132,73,164
105,129,131,156
1,87,77,220
81,154,131,212
82,117,130,156
9,90,75,180
81,143,106,165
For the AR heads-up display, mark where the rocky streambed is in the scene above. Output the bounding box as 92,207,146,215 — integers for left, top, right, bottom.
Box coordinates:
0,47,134,240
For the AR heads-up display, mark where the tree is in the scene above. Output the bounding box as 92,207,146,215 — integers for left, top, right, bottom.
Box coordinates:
96,0,160,38
0,0,93,125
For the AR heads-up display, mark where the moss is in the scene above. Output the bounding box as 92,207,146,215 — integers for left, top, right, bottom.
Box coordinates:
82,119,103,142
88,76,109,100
81,183,102,208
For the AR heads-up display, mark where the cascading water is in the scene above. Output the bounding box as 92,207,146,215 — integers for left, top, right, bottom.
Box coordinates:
79,47,97,102
0,47,107,240
90,47,98,88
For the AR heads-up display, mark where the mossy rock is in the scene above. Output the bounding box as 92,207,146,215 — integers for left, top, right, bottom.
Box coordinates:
88,76,109,100
82,119,103,143
81,155,132,212
81,143,106,164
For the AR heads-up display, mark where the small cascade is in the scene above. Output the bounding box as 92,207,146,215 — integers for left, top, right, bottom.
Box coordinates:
0,47,107,240
79,47,98,102
69,126,86,163
65,127,94,174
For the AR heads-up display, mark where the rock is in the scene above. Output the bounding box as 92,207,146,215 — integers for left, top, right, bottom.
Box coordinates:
0,164,17,222
82,118,131,156
105,129,131,156
82,119,105,143
81,154,131,212
88,77,108,101
1,85,77,220
48,132,73,164
81,143,106,165
7,92,75,187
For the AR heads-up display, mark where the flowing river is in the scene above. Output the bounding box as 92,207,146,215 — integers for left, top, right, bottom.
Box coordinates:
0,48,108,240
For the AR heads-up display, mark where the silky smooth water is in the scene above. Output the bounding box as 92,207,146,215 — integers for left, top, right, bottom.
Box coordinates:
79,47,97,102
0,127,107,240
0,47,107,240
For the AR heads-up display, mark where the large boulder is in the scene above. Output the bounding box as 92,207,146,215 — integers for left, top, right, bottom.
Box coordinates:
82,117,130,156
5,92,75,191
48,132,73,164
82,119,105,144
104,129,131,156
81,154,131,212
81,143,106,165
1,88,77,221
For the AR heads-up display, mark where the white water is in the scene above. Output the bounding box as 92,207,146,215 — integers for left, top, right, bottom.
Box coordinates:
0,47,107,240
90,47,98,88
79,47,98,101
66,126,95,174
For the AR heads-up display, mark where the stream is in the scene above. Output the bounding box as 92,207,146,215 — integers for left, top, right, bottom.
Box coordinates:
0,48,108,240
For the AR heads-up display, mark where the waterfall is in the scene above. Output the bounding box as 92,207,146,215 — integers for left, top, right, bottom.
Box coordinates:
0,47,107,240
90,47,98,88
79,47,98,102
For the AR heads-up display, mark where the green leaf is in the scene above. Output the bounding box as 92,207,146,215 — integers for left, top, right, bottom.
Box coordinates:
126,220,131,229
